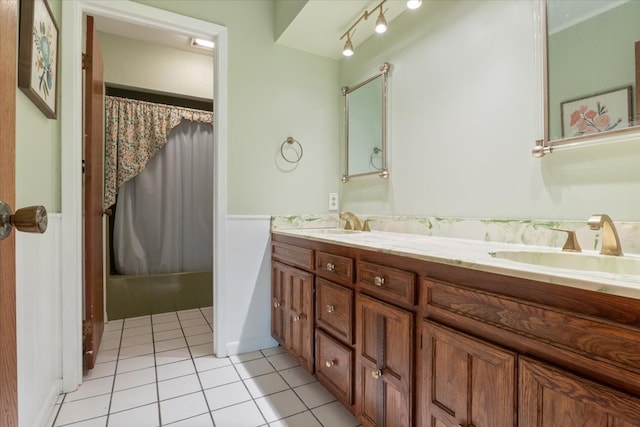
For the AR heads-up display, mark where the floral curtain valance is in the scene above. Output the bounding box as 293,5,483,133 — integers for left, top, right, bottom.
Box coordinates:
104,96,213,209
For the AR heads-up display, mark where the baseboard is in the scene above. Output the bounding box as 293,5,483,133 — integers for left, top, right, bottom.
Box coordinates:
34,379,62,427
226,336,279,356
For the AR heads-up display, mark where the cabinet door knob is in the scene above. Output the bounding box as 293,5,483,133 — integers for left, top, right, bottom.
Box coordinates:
273,299,280,308
371,369,382,379
325,359,335,368
326,262,335,271
326,305,335,313
293,313,306,322
374,276,385,287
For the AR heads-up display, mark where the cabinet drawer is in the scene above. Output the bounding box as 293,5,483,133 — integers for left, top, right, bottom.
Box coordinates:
272,242,314,270
316,251,354,284
315,329,353,407
316,278,353,344
357,260,416,306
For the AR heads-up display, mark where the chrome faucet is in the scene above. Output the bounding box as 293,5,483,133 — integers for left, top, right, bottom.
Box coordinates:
340,211,362,231
587,214,623,256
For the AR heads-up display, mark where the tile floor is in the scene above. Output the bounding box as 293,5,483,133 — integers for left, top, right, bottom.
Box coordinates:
47,307,361,427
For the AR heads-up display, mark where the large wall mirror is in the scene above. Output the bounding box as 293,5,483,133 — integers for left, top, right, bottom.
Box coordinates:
533,0,640,156
342,63,389,182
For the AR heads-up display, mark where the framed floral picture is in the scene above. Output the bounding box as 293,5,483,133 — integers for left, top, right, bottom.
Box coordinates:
560,86,632,138
18,0,58,119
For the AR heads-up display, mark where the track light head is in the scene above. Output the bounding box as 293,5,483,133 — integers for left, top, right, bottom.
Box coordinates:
343,37,354,57
374,11,387,34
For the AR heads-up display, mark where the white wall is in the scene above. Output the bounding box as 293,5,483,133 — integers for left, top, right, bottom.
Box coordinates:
16,215,62,427
99,31,214,99
339,0,640,222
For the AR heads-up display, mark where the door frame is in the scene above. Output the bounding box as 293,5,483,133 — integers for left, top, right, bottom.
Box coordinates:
60,0,228,390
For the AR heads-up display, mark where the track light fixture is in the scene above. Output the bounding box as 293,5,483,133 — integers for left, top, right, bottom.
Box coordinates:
340,0,422,57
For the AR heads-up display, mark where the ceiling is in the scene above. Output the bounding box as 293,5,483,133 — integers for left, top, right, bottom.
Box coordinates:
546,0,628,34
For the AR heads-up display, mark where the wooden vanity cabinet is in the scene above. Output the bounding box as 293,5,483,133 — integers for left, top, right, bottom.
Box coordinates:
355,293,413,427
272,233,640,427
420,320,516,427
271,259,314,373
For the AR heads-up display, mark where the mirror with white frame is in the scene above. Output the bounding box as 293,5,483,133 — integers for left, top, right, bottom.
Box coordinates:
342,63,389,182
533,0,640,157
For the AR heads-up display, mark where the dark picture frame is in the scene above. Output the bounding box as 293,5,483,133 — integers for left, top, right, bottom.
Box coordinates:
18,0,59,119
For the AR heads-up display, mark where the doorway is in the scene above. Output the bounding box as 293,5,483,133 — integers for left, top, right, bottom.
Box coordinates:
60,1,228,391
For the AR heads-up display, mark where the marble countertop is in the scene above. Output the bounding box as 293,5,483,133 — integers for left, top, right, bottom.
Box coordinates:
273,228,640,300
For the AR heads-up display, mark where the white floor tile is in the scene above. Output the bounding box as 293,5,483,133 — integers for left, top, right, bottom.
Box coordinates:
108,403,159,427
188,343,213,358
110,383,157,413
157,359,196,381
53,394,110,426
179,318,207,328
177,310,203,320
193,355,231,372
163,414,213,426
311,401,360,427
268,411,322,427
235,358,275,380
267,353,299,371
198,365,241,389
122,325,152,338
154,337,187,353
229,351,263,364
260,346,286,357
116,355,155,374
65,376,114,402
153,329,184,342
152,321,181,332
159,392,209,425
183,324,211,337
203,381,251,411
211,400,266,427
155,347,192,366
101,330,122,342
254,390,307,423
186,332,213,347
152,312,178,324
242,372,290,399
294,381,336,409
120,333,153,348
99,339,121,352
158,374,202,401
113,367,156,392
58,416,107,427
279,366,315,388
104,320,123,332
124,316,151,329
95,349,119,365
84,361,116,381
118,342,154,359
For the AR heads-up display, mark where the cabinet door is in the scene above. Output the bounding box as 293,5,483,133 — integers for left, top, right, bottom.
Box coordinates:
421,321,516,427
286,264,314,373
271,261,288,346
520,357,640,427
355,294,413,427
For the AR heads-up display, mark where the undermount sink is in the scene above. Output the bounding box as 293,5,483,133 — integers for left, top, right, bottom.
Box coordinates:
491,250,640,276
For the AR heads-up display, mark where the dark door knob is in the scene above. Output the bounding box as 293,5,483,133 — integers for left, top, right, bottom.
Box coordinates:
0,201,47,240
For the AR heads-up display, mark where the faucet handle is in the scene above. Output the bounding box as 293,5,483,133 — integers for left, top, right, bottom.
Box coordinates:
363,219,372,232
343,220,353,230
550,228,582,252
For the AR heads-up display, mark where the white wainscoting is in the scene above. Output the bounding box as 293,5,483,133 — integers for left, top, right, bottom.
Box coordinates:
16,213,63,427
223,216,278,355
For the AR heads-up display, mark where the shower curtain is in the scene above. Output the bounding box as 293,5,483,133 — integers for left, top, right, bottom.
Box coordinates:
113,120,213,275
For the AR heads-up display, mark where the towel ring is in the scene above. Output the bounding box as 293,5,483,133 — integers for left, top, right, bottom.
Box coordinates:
280,137,303,164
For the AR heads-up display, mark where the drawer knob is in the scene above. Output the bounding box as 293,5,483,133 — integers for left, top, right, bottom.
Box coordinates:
326,305,335,313
371,369,382,379
273,300,280,308
325,359,336,368
374,276,385,287
326,262,335,272
292,313,306,322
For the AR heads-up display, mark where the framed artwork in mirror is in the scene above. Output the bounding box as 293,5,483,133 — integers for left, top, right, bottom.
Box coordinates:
18,0,58,119
560,86,632,138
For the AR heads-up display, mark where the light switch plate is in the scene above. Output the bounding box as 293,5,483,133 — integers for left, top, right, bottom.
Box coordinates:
328,193,338,211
